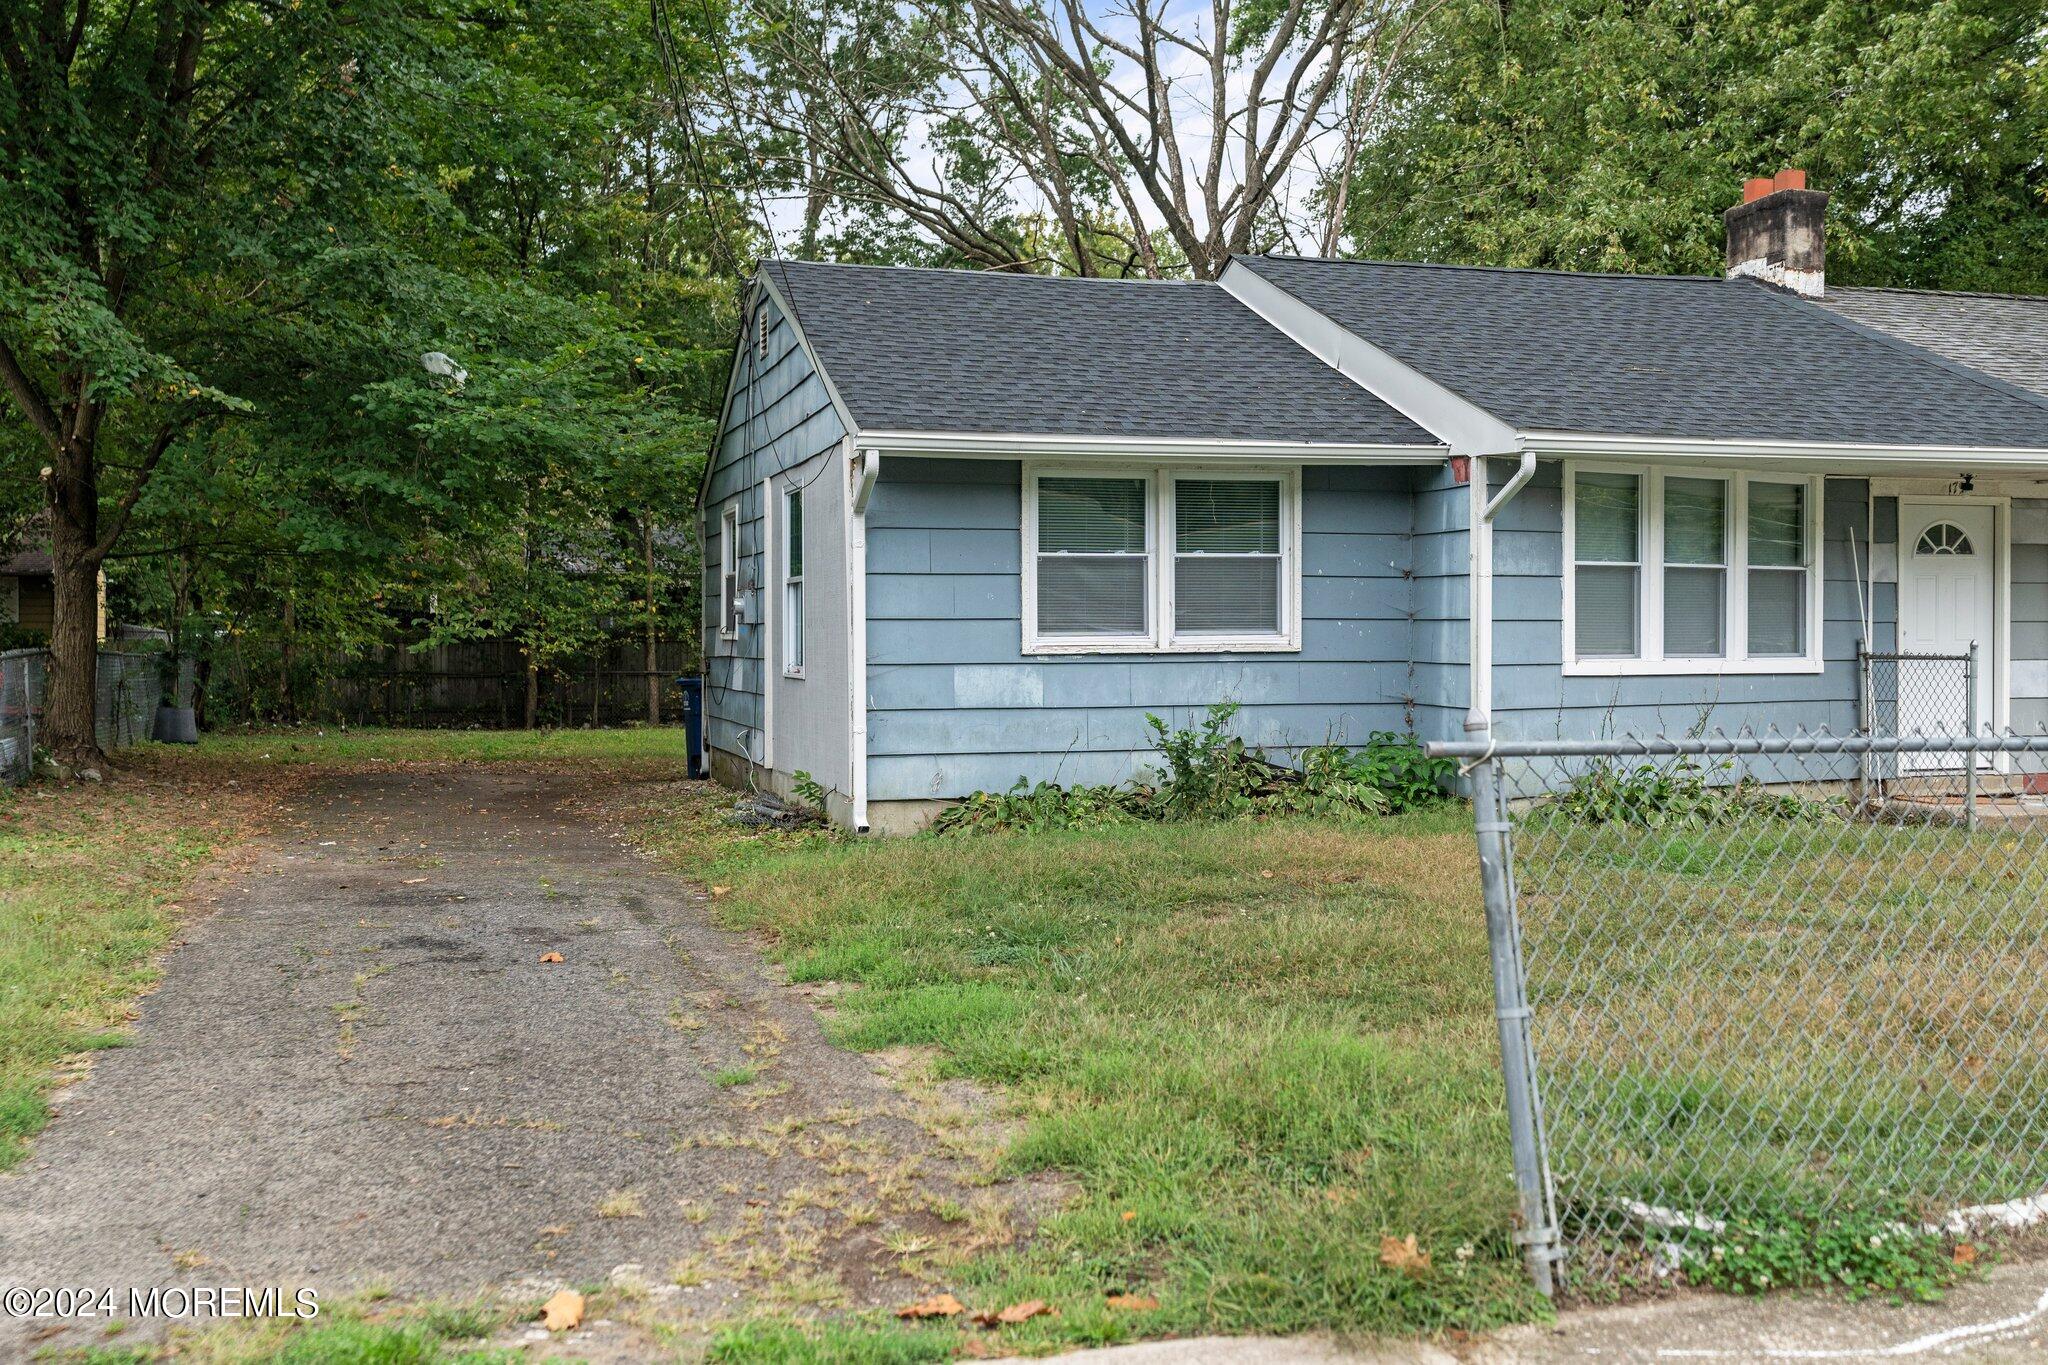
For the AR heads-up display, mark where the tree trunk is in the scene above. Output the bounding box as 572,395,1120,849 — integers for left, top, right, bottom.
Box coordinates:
44,451,106,771
523,659,539,729
45,542,103,771
279,595,296,722
643,516,660,725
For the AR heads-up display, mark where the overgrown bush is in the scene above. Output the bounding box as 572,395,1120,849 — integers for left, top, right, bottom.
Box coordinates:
928,779,1148,834
1348,731,1458,811
1551,759,1827,827
932,703,1400,834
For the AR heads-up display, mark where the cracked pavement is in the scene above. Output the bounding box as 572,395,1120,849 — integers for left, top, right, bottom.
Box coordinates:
0,767,1026,1355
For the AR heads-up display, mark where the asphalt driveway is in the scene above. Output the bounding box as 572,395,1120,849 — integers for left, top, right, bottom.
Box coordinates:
0,766,1013,1354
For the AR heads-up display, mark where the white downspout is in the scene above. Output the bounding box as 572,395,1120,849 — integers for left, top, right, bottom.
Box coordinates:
846,443,877,832
1467,449,1537,736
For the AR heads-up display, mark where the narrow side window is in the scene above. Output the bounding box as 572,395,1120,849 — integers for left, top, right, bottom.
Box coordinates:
782,486,804,673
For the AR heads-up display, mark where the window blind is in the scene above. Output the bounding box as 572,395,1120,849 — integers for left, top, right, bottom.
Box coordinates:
1037,477,1149,636
1174,479,1280,635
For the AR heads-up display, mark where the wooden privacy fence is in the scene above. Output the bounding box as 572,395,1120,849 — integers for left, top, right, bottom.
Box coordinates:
315,637,699,728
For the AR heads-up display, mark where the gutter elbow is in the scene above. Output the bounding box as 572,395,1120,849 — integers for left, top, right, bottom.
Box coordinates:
1484,449,1537,523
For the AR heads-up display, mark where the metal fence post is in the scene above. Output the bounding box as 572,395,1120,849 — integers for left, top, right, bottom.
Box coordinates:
1467,748,1560,1295
1966,641,1980,833
1856,639,1870,807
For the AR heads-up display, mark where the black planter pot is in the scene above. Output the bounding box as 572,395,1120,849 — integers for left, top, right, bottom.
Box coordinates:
153,705,198,744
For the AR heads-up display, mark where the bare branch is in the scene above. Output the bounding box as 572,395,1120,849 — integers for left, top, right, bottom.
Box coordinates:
0,338,64,452
714,0,1422,277
91,420,182,562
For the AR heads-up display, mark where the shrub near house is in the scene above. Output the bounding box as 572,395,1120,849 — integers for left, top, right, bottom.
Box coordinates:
931,708,1450,833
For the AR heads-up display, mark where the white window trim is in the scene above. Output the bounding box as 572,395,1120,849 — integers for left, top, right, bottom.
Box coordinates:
717,501,740,640
1021,462,1302,655
782,483,805,678
1562,460,1825,677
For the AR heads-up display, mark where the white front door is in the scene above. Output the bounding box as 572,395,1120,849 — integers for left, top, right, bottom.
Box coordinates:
1897,500,1997,759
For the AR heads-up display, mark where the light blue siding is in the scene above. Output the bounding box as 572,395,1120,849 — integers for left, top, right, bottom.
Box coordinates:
862,458,1428,802
1407,462,1471,744
858,457,1888,805
2004,499,2048,733
1491,466,1880,743
701,291,847,765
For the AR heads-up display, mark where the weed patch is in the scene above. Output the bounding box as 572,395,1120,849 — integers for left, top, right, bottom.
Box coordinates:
638,789,1541,1346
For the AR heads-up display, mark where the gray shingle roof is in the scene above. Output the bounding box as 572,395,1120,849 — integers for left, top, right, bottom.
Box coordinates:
1817,287,2048,402
1237,256,2048,449
759,260,1437,447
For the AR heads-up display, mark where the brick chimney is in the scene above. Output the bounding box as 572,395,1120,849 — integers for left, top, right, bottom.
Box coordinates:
1723,168,1828,298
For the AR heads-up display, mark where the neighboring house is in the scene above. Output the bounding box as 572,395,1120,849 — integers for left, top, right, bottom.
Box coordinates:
700,170,2048,832
0,549,55,635
0,521,109,643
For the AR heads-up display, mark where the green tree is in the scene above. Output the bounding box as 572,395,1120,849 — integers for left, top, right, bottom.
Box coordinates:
1341,0,2048,289
6,0,739,745
0,0,429,764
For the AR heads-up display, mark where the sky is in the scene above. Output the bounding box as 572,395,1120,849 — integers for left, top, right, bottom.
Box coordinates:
756,0,1364,262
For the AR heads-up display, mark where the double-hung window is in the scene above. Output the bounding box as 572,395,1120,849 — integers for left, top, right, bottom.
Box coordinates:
1566,463,1820,673
781,485,805,675
1024,466,1299,652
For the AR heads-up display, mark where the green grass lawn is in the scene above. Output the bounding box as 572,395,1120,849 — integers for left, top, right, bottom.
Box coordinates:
186,724,697,771
640,790,1543,1355
23,730,2024,1361
0,761,282,1170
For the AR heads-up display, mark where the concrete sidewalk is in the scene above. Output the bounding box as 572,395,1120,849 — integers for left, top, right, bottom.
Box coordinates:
1062,1258,2048,1362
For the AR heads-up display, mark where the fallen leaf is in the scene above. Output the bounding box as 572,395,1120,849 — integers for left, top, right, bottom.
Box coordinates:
896,1293,964,1319
1954,1243,1979,1266
1120,1210,1137,1222
538,951,564,964
1258,869,1275,879
711,885,733,897
1105,1293,1159,1311
540,1290,584,1332
1379,1233,1432,1278
996,1299,1052,1324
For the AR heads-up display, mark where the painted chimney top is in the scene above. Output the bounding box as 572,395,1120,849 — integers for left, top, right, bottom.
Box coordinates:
1725,168,1827,297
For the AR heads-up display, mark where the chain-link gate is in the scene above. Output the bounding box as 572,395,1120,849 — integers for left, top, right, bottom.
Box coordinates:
1858,644,1980,813
1430,730,2048,1297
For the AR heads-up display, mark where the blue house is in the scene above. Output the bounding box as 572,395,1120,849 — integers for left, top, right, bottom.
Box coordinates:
700,174,2048,831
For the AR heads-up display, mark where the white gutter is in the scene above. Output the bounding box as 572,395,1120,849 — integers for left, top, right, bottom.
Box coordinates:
859,429,1443,463
1467,450,1537,737
845,440,873,833
851,446,880,514
1518,431,2048,467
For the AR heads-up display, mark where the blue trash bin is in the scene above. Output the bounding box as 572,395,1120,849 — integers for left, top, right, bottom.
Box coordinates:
677,675,703,777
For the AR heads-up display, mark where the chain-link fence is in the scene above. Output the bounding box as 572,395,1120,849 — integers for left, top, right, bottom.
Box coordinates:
1859,644,1978,798
1430,729,2048,1298
0,647,187,786
0,648,46,785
